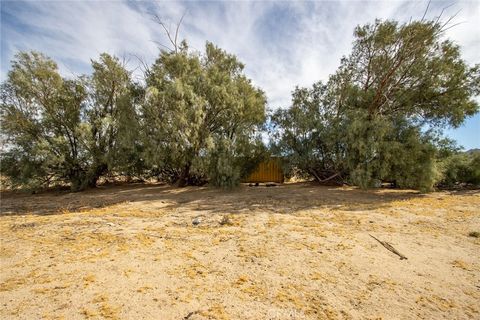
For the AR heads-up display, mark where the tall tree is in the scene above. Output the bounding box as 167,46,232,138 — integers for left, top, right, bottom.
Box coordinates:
1,52,89,190
270,82,347,183
142,41,266,187
340,19,478,190
1,52,142,190
272,18,479,191
85,53,141,186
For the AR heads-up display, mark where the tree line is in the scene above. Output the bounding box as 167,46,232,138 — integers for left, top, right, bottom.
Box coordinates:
269,18,480,191
1,17,479,191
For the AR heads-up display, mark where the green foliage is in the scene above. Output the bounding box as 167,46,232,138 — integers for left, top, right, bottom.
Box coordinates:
270,82,346,183
345,19,478,127
142,41,266,187
1,51,141,190
207,137,268,189
2,17,478,192
343,114,440,191
271,18,479,191
1,52,89,190
437,151,480,187
207,138,240,189
86,53,143,185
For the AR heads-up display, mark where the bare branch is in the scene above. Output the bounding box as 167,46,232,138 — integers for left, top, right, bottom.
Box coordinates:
441,21,466,33
150,12,186,53
130,53,151,79
421,0,431,22
439,9,462,32
150,40,174,52
174,11,187,50
152,14,177,53
435,3,455,25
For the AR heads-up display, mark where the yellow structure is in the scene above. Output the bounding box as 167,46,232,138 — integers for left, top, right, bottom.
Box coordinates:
244,158,284,183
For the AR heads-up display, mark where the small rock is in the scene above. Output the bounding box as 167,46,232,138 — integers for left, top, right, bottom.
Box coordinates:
106,222,115,227
192,217,202,226
219,215,232,226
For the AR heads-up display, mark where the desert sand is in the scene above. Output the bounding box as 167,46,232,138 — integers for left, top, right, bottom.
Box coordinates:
1,183,479,319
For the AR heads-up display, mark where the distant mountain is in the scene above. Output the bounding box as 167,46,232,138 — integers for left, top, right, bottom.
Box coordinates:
465,148,480,155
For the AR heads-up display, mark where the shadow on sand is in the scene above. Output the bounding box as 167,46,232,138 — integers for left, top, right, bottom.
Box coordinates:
0,181,458,217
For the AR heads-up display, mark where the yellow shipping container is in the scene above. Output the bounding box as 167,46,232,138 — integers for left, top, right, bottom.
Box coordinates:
243,158,284,183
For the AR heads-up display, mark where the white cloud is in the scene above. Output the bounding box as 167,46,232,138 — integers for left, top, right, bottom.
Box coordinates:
1,0,479,110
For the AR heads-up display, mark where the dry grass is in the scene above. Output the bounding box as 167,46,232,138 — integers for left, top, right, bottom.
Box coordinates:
1,183,479,319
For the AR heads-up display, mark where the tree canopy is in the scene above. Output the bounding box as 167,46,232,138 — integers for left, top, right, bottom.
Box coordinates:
271,18,479,191
1,17,478,192
142,41,266,187
1,42,266,190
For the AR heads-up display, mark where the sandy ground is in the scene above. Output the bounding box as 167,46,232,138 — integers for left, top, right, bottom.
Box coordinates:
0,182,479,320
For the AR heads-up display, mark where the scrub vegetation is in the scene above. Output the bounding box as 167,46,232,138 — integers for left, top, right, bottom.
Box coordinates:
1,16,479,191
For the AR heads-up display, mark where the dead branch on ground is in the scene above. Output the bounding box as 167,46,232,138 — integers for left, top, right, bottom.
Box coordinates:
369,234,408,260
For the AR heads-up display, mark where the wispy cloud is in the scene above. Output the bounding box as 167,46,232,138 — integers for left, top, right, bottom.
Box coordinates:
1,0,479,147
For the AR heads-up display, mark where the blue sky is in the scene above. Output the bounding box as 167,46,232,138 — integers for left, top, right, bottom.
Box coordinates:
1,0,479,149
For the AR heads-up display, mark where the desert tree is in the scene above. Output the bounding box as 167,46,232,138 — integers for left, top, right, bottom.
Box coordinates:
436,145,480,188
142,41,266,187
270,82,347,184
0,52,89,190
272,17,479,191
85,53,143,186
340,18,478,190
1,51,142,190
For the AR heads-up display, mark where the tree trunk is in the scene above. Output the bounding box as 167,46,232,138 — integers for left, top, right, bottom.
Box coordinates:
176,163,191,187
69,166,86,192
87,175,100,188
86,163,108,189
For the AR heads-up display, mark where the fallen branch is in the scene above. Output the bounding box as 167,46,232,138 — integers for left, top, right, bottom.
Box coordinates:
145,233,164,239
318,172,340,183
369,234,407,260
184,311,200,320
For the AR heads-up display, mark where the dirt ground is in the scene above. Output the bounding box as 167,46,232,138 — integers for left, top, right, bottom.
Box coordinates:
0,182,479,320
